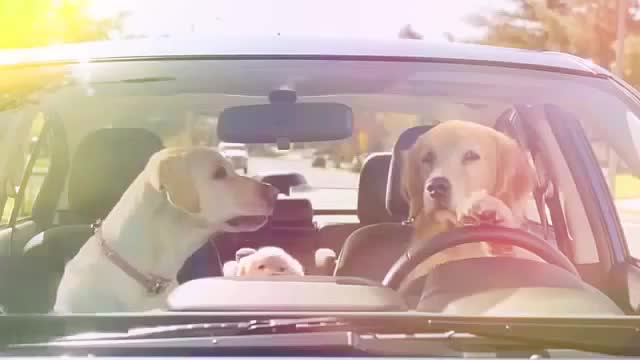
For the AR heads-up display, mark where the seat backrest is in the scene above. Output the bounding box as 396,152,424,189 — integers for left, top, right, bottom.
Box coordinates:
316,152,398,253
386,125,434,219
10,225,93,313
203,199,318,277
334,126,434,281
63,128,164,224
333,223,413,282
270,198,315,228
357,152,403,224
18,128,164,313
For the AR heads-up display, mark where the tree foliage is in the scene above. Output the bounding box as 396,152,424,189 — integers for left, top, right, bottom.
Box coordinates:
0,0,125,49
467,0,640,85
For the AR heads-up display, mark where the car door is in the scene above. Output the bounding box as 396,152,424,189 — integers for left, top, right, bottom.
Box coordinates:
529,102,640,315
548,76,640,314
0,111,55,255
602,124,640,314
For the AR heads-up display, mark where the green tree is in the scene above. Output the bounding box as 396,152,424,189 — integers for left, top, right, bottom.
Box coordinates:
467,0,640,71
0,0,126,49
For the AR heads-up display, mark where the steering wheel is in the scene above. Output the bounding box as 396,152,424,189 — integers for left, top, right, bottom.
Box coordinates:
382,225,578,290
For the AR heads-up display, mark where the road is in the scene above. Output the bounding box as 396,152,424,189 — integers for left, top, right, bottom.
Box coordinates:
247,154,640,256
247,155,359,220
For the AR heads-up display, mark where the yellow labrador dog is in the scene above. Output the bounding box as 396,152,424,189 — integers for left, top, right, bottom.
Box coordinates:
400,120,540,290
54,147,278,313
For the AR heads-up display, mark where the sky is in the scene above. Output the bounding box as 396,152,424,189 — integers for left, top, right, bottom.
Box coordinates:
88,0,511,42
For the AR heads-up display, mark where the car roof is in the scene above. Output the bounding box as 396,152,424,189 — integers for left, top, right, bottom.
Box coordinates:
0,35,609,77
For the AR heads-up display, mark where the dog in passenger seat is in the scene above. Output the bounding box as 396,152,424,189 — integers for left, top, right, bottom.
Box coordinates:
400,120,541,290
223,246,304,276
54,147,278,313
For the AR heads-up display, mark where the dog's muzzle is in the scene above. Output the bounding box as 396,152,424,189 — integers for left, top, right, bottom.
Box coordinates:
426,176,451,207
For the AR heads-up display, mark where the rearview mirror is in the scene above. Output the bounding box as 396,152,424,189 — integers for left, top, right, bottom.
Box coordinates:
217,103,353,145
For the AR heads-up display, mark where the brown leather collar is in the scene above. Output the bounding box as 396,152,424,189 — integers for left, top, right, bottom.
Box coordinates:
92,220,171,295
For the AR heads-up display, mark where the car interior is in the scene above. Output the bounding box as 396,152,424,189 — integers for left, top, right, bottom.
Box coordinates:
0,107,623,316
2,60,640,316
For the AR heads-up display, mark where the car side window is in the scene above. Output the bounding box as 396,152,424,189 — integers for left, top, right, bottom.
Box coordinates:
606,151,640,259
589,109,640,260
0,113,51,226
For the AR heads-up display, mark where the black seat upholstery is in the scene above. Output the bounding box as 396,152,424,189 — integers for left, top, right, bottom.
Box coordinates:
317,153,401,254
179,199,318,282
358,153,404,225
268,198,315,227
386,126,434,219
334,126,433,281
18,128,165,313
235,199,317,268
61,128,165,224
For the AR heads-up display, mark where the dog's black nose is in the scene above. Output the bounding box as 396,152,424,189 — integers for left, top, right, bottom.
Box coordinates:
262,184,279,207
426,177,451,200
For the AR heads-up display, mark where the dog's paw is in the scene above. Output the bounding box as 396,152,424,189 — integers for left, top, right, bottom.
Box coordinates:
457,190,519,228
223,260,239,276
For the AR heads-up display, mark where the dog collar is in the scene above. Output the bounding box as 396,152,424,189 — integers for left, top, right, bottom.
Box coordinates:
92,219,171,295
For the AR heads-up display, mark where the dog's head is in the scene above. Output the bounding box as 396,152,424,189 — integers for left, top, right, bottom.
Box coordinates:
403,120,534,223
236,247,304,276
146,147,278,232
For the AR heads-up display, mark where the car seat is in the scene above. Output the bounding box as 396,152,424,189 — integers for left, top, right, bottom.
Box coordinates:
316,152,403,255
333,126,433,282
17,128,165,313
179,198,317,282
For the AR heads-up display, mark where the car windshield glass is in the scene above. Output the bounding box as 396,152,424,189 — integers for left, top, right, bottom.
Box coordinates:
1,57,640,322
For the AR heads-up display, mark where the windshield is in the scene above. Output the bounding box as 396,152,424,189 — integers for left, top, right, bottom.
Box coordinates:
1,56,640,328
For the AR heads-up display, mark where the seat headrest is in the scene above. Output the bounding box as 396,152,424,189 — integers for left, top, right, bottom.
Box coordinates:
386,125,434,218
357,153,401,224
68,128,164,222
256,172,308,196
270,199,313,226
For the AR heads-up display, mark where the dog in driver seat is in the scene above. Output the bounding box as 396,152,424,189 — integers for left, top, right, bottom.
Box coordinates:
400,120,543,290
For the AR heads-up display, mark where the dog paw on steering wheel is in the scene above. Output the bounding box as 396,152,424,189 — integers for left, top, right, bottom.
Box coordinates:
456,190,520,228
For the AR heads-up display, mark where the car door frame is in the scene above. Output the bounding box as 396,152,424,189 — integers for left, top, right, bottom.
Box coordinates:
544,102,640,314
0,109,65,256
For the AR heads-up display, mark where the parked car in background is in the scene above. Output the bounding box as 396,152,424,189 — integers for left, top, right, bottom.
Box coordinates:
218,142,249,173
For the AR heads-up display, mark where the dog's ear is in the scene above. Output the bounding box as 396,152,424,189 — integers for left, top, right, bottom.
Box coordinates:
401,147,425,219
236,256,254,276
236,247,257,262
288,256,305,275
494,134,535,208
147,149,201,214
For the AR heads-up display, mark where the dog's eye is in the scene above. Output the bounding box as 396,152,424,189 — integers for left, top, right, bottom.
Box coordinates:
421,151,435,165
213,167,227,179
463,150,480,163
257,264,265,270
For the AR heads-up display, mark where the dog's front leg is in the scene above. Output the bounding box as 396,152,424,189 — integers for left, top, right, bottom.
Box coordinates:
456,190,528,257
457,190,520,228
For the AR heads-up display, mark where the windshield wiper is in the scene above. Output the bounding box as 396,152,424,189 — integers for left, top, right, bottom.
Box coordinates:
57,317,348,341
5,315,640,356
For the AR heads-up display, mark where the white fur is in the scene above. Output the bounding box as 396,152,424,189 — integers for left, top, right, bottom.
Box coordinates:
235,247,304,276
54,147,276,313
